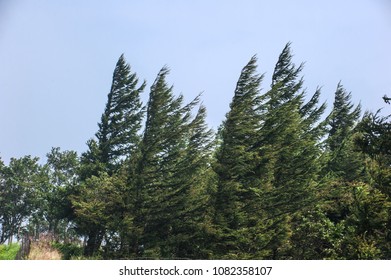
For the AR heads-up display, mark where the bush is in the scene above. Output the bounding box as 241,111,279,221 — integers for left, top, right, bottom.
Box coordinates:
52,242,83,260
0,243,21,260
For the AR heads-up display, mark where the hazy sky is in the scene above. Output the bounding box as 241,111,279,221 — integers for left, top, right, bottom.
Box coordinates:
0,0,390,163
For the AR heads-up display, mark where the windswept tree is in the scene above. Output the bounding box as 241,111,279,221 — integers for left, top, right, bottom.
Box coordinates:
80,54,145,178
75,54,145,256
95,54,145,171
255,43,326,258
132,67,212,258
167,104,215,258
323,82,363,181
213,55,271,258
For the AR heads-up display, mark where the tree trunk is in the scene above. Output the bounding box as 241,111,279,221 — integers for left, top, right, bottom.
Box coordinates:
84,230,104,257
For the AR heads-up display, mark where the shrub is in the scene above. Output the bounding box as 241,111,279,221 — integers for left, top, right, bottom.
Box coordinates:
0,243,21,260
52,243,83,260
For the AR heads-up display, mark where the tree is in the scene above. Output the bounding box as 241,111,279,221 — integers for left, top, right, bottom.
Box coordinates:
289,205,347,259
71,172,125,257
74,55,145,256
355,110,391,196
0,158,6,243
327,82,361,151
256,43,326,258
132,67,206,258
95,54,145,171
166,104,215,258
346,183,391,259
0,156,41,244
213,55,269,258
40,148,79,241
323,82,363,181
354,107,391,258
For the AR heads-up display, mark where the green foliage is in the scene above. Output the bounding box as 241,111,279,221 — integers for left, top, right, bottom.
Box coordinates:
0,243,20,260
290,207,347,259
0,156,42,243
213,55,269,258
327,83,361,149
32,148,79,241
96,54,145,171
131,67,214,259
323,82,364,181
254,43,326,258
2,46,391,260
76,54,145,256
52,242,83,260
71,172,126,257
355,111,391,197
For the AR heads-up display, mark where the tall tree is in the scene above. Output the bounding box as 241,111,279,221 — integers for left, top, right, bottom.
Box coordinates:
213,55,270,258
132,67,205,258
166,104,215,258
75,54,145,256
327,82,361,151
256,43,326,258
95,54,146,171
354,108,391,258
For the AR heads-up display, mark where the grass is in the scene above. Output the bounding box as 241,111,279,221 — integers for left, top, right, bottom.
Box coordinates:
0,243,21,260
27,240,62,260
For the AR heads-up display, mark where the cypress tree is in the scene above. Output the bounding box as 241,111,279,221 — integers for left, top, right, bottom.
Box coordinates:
257,43,325,258
213,55,270,258
95,54,145,171
132,67,202,258
324,82,363,181
166,104,215,258
76,54,145,256
328,82,361,151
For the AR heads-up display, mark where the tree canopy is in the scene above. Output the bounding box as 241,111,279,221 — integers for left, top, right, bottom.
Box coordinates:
1,45,390,259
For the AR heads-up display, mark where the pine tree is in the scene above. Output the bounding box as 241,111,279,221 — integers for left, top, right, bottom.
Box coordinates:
71,172,125,257
328,82,361,151
356,111,391,196
75,54,145,256
256,43,326,258
324,82,363,181
132,67,203,258
299,87,328,140
354,108,391,258
213,55,271,258
167,104,215,258
95,54,145,171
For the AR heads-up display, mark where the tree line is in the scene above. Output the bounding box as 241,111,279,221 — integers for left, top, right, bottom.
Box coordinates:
1,43,390,259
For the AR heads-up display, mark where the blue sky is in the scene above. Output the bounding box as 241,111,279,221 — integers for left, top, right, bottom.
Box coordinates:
0,0,390,163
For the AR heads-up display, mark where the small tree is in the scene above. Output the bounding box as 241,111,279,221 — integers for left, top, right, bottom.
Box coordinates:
0,156,41,244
